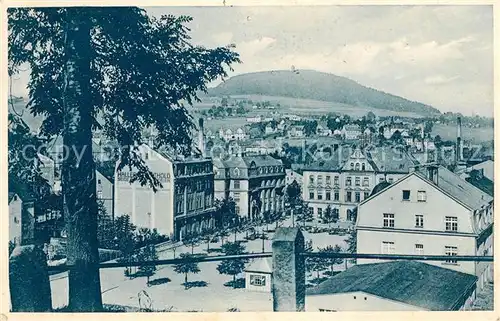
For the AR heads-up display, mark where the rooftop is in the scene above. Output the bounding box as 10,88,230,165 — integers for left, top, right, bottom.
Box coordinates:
415,165,493,210
306,260,477,311
465,170,494,197
245,258,272,274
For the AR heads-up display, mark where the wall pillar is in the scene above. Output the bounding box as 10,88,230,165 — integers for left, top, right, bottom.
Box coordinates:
272,227,305,312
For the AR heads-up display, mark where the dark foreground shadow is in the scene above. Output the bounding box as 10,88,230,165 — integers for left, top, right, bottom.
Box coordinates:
148,277,172,286
224,278,245,289
183,281,208,289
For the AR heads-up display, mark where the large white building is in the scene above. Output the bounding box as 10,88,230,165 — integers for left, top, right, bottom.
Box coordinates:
114,144,216,240
356,164,494,289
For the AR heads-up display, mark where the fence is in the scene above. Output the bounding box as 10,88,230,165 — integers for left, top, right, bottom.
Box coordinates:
9,227,494,312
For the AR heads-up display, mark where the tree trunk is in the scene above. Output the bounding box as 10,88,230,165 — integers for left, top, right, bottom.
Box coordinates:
234,229,237,242
63,10,102,312
147,275,150,287
191,244,194,254
207,240,210,252
184,273,188,288
233,274,236,288
344,259,347,271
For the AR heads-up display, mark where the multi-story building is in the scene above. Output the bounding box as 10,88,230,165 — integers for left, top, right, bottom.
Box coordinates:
341,124,362,140
288,125,305,138
213,155,286,220
356,164,493,289
303,146,418,221
114,144,216,241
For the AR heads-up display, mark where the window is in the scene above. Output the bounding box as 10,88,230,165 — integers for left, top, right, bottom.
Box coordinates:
383,213,395,228
445,216,458,232
326,192,331,201
98,179,102,184
145,152,149,160
309,192,315,200
13,217,19,224
388,178,394,183
402,190,411,201
309,176,315,184
379,177,384,183
362,163,366,171
415,244,424,255
355,192,361,202
363,192,369,200
334,191,339,201
308,207,313,215
317,175,323,185
318,208,323,218
346,192,352,202
317,193,323,200
445,246,458,264
233,192,241,202
334,176,339,185
417,190,427,202
355,177,360,186
346,177,352,186
235,206,240,215
381,241,395,254
249,274,266,286
326,175,331,185
350,162,354,169
363,177,369,186
234,180,241,189
355,163,360,171
97,190,103,199
415,215,424,228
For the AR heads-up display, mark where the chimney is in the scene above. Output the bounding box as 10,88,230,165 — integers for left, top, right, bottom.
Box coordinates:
198,118,205,158
456,116,462,163
426,164,439,185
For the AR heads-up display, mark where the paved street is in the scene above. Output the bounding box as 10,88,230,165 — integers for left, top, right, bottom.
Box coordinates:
50,217,351,311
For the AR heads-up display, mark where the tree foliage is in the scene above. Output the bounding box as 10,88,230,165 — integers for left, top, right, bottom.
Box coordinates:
173,252,201,289
217,242,247,288
8,7,239,311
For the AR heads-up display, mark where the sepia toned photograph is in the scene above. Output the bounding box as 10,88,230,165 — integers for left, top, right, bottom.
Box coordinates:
5,4,494,313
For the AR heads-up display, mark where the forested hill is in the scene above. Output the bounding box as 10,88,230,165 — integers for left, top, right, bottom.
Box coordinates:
208,70,441,116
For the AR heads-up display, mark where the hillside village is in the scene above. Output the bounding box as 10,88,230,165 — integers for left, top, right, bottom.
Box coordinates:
9,92,494,311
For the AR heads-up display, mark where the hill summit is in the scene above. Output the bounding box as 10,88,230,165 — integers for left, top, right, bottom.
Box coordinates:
208,70,440,115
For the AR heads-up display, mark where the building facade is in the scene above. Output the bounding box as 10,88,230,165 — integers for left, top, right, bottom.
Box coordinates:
356,165,494,289
114,144,216,241
302,146,418,221
244,258,272,292
213,155,286,220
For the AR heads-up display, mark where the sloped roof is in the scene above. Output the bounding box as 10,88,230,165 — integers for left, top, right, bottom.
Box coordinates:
464,170,494,197
415,165,493,210
245,257,272,274
369,181,391,197
306,260,477,311
367,147,419,173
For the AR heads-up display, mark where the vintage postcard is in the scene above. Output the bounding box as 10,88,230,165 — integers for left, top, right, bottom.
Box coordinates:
2,1,496,315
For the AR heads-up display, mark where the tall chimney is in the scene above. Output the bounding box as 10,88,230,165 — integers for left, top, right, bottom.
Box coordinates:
456,116,462,163
198,118,205,158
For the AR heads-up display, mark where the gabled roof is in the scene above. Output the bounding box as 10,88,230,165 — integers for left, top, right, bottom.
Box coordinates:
415,166,493,210
306,260,477,311
245,258,272,274
367,147,419,173
369,181,391,197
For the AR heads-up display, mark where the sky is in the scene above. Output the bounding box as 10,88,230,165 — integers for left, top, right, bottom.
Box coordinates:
9,5,494,116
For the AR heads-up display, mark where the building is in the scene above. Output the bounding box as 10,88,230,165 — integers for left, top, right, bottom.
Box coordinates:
38,154,55,189
213,155,285,219
8,188,35,245
356,164,493,289
244,258,272,292
466,160,494,181
288,125,305,138
96,167,115,219
246,116,262,123
302,145,418,221
114,144,216,240
306,261,477,311
285,168,303,188
9,193,23,245
265,123,277,135
341,124,362,140
464,169,494,196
